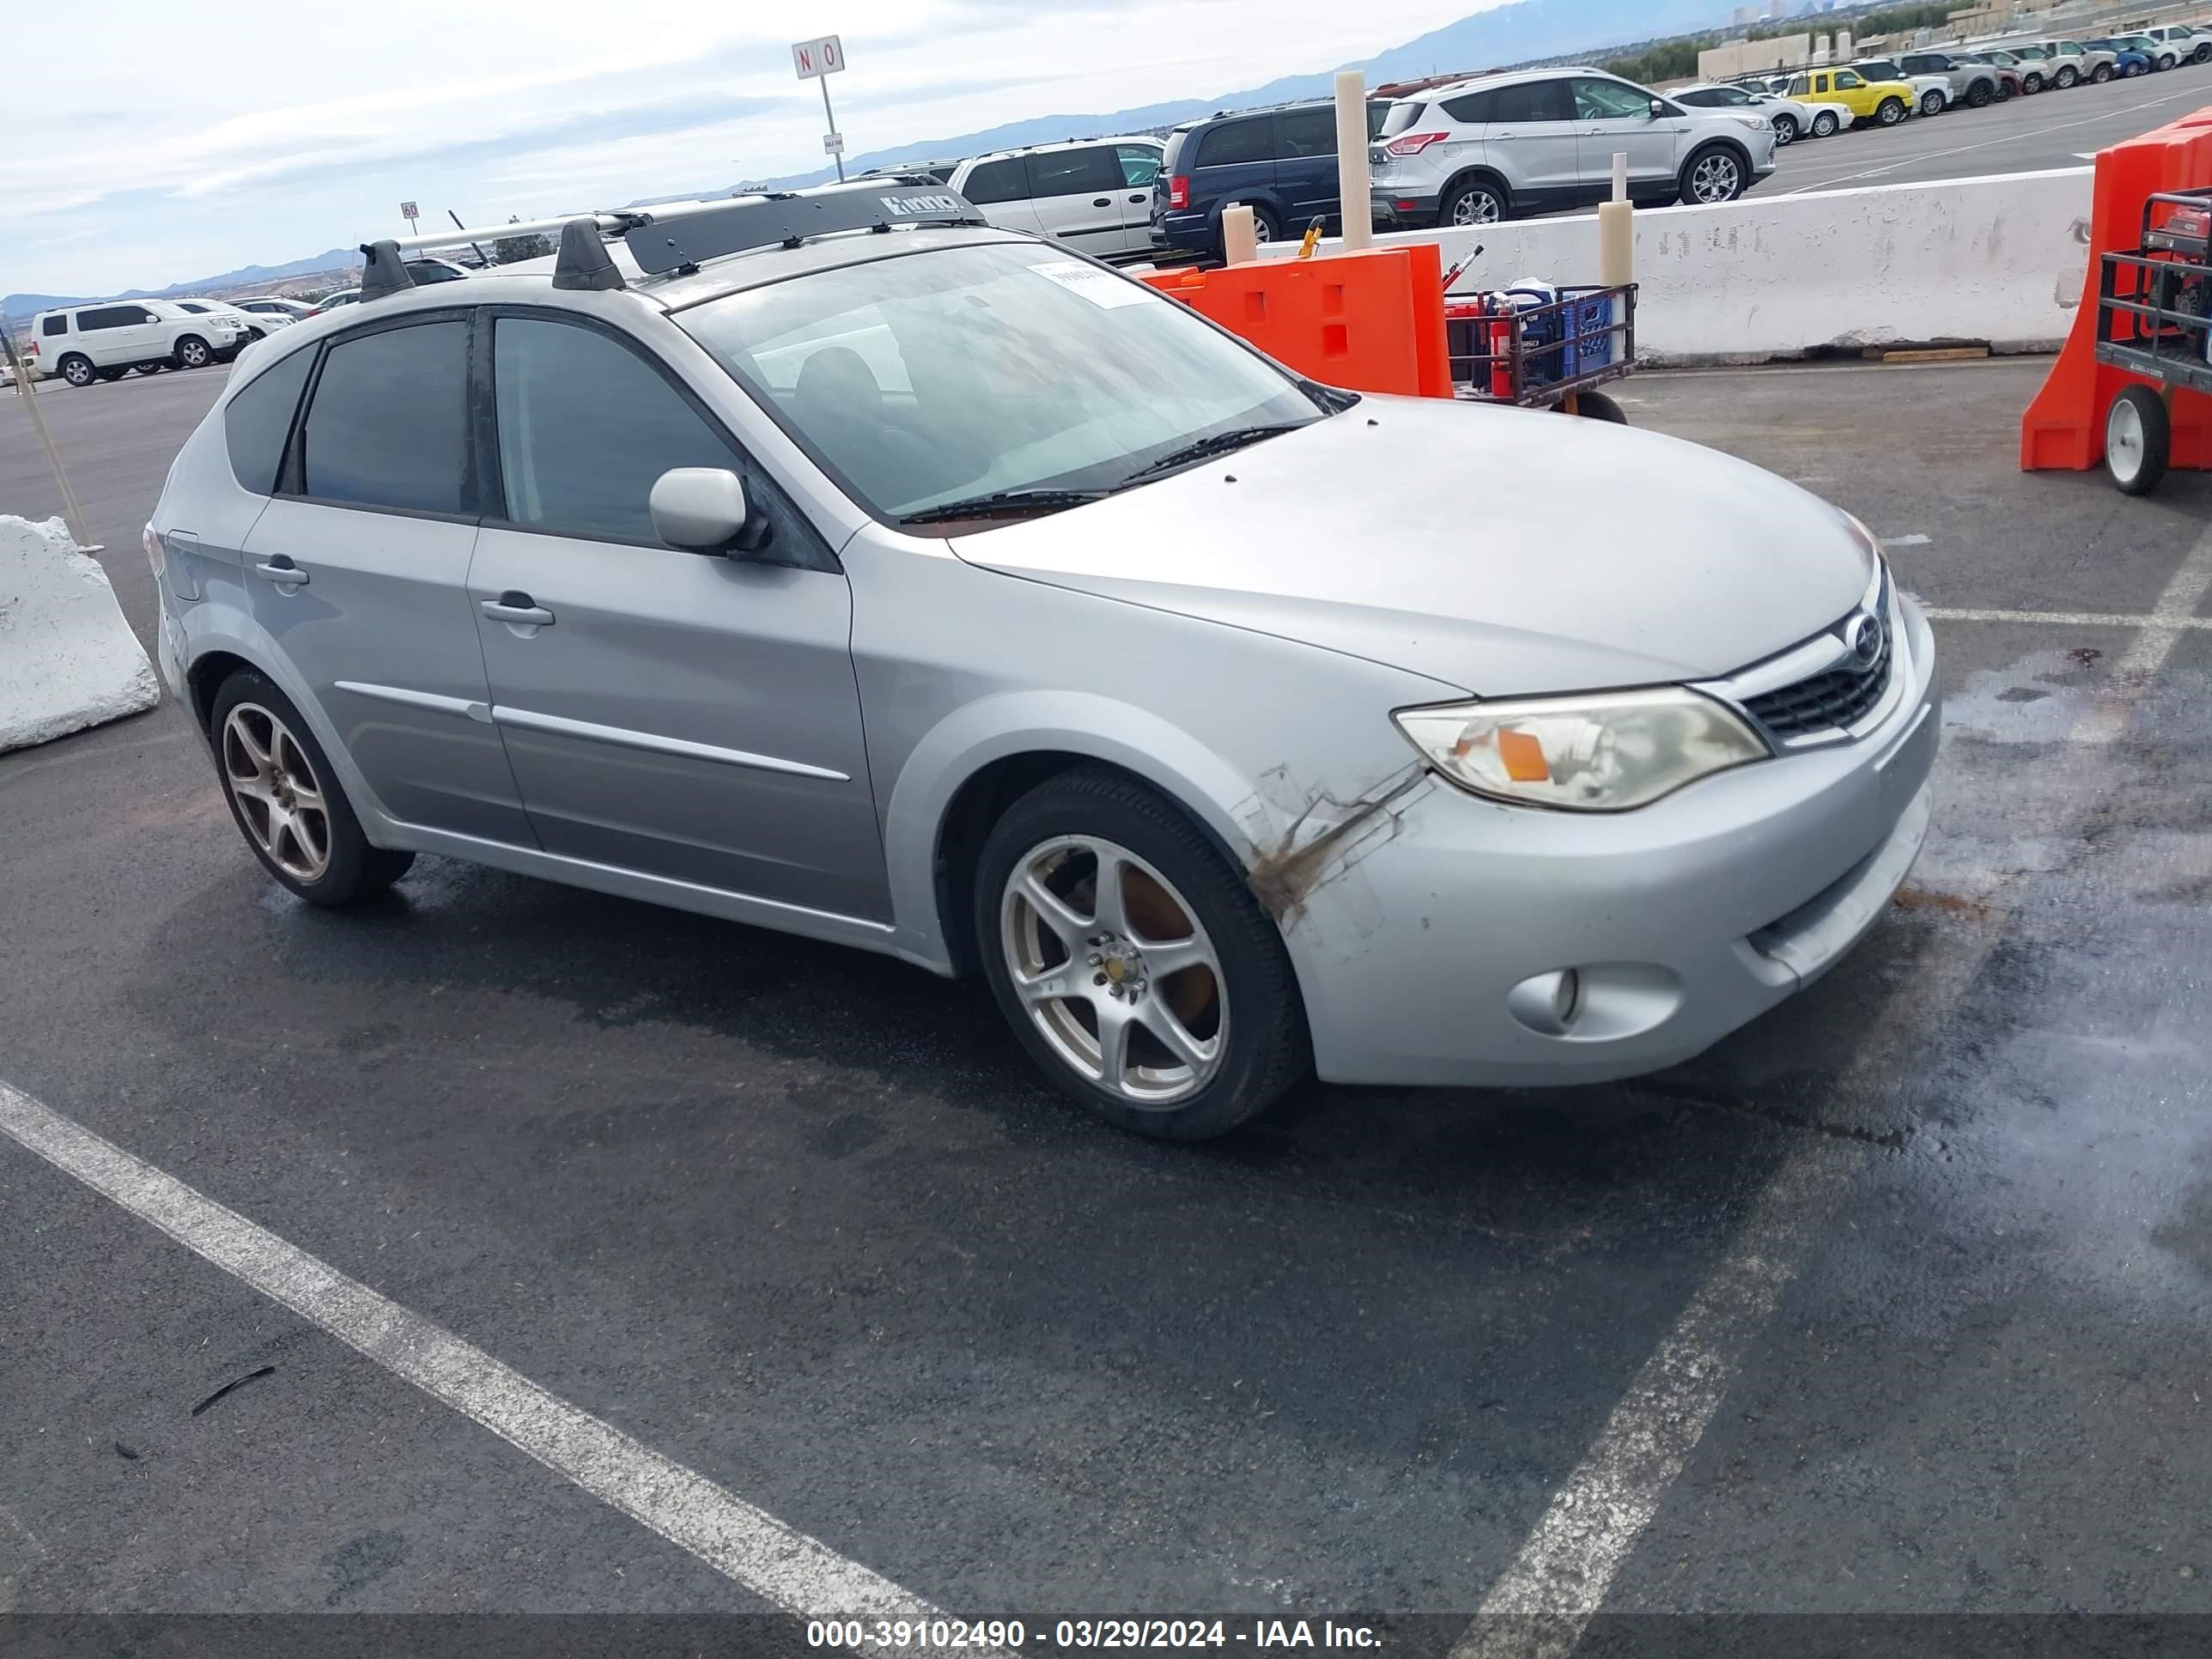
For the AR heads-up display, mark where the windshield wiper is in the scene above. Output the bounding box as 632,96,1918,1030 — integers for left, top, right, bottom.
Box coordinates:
900,489,1110,526
1117,423,1308,486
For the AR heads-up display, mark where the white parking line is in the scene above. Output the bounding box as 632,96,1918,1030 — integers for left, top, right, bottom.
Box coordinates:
1778,86,2203,194
1451,517,2212,1659
1926,605,2212,629
0,1079,945,1620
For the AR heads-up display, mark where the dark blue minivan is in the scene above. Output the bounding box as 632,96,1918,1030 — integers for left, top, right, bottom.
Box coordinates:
1152,99,1392,258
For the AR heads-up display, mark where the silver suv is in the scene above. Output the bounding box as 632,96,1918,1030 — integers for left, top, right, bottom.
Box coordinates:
148,185,1936,1139
1370,65,1778,227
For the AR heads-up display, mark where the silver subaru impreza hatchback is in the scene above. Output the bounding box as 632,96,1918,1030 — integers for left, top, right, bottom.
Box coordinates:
147,185,1938,1140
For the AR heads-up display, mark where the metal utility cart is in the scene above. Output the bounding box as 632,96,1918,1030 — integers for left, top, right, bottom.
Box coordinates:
1443,282,1638,422
2093,186,2212,495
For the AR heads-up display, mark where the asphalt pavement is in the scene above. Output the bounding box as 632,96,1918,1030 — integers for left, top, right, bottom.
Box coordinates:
2,361,2209,1644
1766,58,2212,195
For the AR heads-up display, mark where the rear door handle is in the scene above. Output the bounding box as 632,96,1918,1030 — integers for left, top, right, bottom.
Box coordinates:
1128,192,1147,204
253,556,308,588
1091,196,1113,207
481,592,555,627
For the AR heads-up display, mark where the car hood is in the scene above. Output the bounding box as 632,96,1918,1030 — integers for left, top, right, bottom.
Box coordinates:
956,395,1875,697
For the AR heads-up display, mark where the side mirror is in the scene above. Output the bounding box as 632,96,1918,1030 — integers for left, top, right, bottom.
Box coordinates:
1649,98,1667,118
650,467,771,556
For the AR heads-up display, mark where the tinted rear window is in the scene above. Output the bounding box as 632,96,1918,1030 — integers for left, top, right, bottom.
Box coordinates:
224,346,315,495
1278,106,1335,158
1160,131,1189,174
1025,147,1122,197
963,158,1025,204
1194,118,1268,168
41,315,66,337
300,319,470,514
1379,101,1425,138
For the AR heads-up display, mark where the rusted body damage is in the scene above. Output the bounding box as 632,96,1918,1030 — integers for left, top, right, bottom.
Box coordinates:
1237,763,1435,927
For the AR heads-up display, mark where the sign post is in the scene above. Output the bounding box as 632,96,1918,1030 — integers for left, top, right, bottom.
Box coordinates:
791,33,848,183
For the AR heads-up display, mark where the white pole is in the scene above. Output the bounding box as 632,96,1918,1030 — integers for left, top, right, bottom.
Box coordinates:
1334,70,1372,252
1221,204,1258,266
1599,151,1634,288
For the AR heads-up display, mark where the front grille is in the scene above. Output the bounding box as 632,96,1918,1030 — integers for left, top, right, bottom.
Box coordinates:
1744,609,1892,739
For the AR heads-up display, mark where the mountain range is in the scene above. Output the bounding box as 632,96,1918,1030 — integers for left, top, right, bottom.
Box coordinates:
9,0,1747,315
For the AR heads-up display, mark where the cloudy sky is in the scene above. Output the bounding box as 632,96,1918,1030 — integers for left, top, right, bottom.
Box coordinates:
5,0,1504,297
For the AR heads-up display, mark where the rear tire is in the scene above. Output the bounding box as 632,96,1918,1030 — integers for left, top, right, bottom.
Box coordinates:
2092,64,2113,83
974,764,1310,1141
1967,81,1994,107
1877,97,1908,125
1921,89,1948,116
2106,386,2170,497
95,368,125,382
1441,177,1509,226
2024,73,2045,94
58,353,94,388
2055,65,2079,89
175,335,211,368
133,360,166,375
1566,391,1627,424
208,669,416,908
1812,110,1841,137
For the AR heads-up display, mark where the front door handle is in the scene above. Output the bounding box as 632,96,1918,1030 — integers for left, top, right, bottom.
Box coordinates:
481,592,555,627
1091,196,1113,207
1128,192,1147,204
253,556,308,588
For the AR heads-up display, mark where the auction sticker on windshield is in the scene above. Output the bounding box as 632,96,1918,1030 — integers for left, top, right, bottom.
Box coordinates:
1030,259,1154,308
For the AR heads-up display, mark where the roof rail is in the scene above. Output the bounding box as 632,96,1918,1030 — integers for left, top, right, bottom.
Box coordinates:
361,183,988,291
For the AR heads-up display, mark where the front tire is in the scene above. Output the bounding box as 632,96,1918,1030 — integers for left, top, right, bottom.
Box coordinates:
1441,177,1508,227
2024,73,2045,94
2055,64,2079,89
1967,81,1995,107
975,765,1310,1140
1812,110,1841,137
1876,96,1908,125
1680,145,1747,206
2106,386,2170,497
58,354,95,387
209,670,415,907
1565,390,1627,423
1921,89,1948,116
2092,64,2114,83
175,335,211,368
1771,113,1798,145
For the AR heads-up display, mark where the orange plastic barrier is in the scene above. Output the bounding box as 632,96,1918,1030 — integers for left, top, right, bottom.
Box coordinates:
2021,107,2212,472
1141,246,1454,399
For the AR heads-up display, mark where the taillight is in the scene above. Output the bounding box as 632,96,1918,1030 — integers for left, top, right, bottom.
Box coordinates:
1166,175,1190,210
143,525,166,578
1386,131,1449,157
27,340,38,356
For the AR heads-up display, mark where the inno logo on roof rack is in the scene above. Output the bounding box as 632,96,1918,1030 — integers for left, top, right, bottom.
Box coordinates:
877,192,962,217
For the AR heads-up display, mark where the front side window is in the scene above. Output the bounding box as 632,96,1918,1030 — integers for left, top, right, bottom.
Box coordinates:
679,241,1324,528
225,346,316,495
299,319,470,514
1571,77,1656,120
492,316,739,544
1278,106,1335,158
962,159,1024,204
1194,118,1268,168
1116,144,1161,187
1835,70,1865,88
1024,147,1122,198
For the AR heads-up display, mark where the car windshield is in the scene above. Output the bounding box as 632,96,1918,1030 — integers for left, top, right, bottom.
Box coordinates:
678,239,1328,527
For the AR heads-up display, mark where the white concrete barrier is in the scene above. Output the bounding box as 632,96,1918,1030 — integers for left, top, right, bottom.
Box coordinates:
1262,167,2095,365
1,515,161,753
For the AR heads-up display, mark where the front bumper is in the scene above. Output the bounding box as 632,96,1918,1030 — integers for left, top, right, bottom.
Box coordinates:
1291,591,1942,1088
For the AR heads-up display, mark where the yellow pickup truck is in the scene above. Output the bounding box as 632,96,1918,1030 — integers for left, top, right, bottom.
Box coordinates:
1783,66,1916,128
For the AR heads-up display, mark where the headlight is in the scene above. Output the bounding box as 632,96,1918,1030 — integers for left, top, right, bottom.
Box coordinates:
1733,115,1770,131
1394,688,1770,811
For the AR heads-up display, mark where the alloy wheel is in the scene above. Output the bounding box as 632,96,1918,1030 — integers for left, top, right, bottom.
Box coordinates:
1450,189,1501,226
180,339,210,367
222,702,332,882
63,358,92,386
1691,154,1741,204
1000,835,1227,1107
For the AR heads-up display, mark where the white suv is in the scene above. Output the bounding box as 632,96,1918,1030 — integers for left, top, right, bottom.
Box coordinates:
27,298,252,386
947,138,1164,258
1370,67,1777,229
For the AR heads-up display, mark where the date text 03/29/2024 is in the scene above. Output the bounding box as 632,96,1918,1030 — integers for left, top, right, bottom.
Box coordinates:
805,1621,1383,1650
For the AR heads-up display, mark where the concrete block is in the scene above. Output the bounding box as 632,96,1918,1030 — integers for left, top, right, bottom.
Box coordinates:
0,515,161,753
